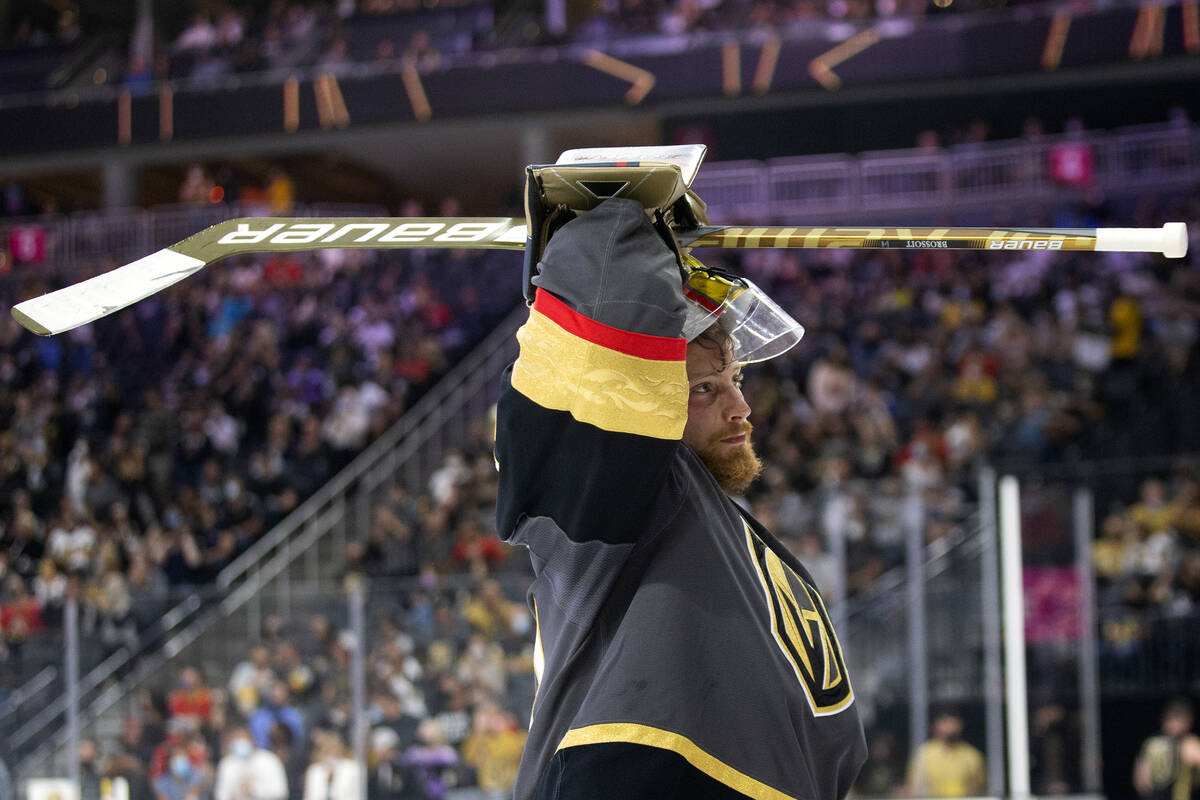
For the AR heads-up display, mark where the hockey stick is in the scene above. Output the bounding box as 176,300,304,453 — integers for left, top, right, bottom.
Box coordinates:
11,216,1189,336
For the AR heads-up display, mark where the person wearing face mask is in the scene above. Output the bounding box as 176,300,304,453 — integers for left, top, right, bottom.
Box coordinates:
214,728,287,800
154,746,208,800
905,710,987,798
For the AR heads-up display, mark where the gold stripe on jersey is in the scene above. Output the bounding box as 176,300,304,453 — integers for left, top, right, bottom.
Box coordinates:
558,722,800,800
511,307,688,439
532,599,545,715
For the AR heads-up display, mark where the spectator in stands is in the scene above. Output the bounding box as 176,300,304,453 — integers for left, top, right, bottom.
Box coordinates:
32,556,67,610
123,54,155,94
366,727,406,800
190,49,234,84
317,38,351,75
1029,703,1072,795
1134,698,1200,799
106,753,157,800
1128,478,1177,539
323,386,373,468
450,518,505,572
267,722,305,800
249,682,306,751
454,634,507,702
215,727,288,800
3,500,45,578
121,714,159,767
175,13,218,54
855,732,903,797
462,704,525,800
368,505,421,578
179,165,215,205
460,578,523,642
78,739,104,800
373,39,399,70
370,692,422,749
55,8,80,42
87,569,138,654
906,709,987,798
265,168,295,215
47,499,96,575
1161,550,1200,614
154,523,205,590
301,730,359,800
216,7,247,49
429,676,473,748
155,744,210,800
1,573,44,660
378,651,428,720
128,551,171,632
402,30,439,71
272,641,316,702
170,667,214,726
1093,512,1141,588
402,719,457,800
230,646,276,716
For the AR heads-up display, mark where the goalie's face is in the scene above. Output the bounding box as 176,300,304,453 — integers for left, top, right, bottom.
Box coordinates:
683,339,762,494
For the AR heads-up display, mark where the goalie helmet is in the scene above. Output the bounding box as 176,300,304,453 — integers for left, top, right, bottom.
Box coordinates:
681,255,804,364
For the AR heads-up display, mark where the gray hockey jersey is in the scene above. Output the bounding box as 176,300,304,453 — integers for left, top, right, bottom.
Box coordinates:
495,197,867,800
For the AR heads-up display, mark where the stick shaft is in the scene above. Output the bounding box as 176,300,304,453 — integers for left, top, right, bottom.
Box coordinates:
682,223,1188,257
11,217,1188,337
686,225,1097,252
162,219,1189,258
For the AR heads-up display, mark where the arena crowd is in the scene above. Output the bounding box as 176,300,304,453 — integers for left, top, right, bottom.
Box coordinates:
1,174,1198,795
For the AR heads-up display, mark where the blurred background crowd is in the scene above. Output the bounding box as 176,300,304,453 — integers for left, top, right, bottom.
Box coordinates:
2,173,1198,796
1,0,1199,795
0,197,520,671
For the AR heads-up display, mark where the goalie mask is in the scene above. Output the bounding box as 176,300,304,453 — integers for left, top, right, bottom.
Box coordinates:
681,255,805,364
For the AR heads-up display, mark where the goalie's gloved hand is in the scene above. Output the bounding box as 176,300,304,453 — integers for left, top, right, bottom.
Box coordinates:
520,161,709,302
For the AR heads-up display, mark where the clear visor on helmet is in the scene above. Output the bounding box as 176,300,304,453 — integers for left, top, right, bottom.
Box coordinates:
680,255,805,364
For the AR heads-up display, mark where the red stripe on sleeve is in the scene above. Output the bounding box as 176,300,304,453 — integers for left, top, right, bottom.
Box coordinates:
532,288,686,361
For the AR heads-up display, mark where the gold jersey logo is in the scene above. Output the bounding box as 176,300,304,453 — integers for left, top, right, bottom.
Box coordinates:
744,523,854,716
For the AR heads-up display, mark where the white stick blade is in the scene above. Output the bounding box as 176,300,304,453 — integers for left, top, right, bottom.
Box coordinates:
12,248,206,336
555,145,708,186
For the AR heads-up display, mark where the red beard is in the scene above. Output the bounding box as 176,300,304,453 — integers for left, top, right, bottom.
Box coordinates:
695,423,763,494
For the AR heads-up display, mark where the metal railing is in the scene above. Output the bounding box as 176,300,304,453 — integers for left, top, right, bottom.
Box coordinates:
842,511,987,704
1097,608,1200,696
1,122,1195,292
768,154,858,216
6,595,203,770
692,122,1200,222
0,667,57,740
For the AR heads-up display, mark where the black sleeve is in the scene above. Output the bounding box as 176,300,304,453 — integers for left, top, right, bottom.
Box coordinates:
495,197,689,547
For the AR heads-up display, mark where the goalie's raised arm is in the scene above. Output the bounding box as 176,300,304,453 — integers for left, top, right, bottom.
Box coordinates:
495,197,689,546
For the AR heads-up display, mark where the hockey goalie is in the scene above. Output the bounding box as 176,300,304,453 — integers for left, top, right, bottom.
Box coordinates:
493,169,868,800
